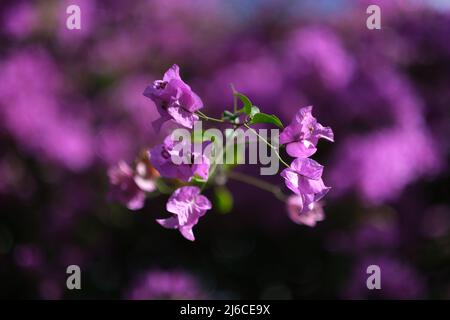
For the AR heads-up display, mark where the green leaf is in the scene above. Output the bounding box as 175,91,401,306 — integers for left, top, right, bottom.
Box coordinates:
223,110,234,118
250,113,284,128
214,186,233,214
223,110,238,121
235,93,253,115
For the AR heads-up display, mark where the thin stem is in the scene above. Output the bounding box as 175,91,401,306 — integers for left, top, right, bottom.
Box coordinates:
201,130,234,192
227,171,287,201
243,123,290,168
231,83,238,113
196,111,224,123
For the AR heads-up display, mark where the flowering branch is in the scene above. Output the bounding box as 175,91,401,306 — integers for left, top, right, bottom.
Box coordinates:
107,64,334,241
227,170,287,202
195,111,225,123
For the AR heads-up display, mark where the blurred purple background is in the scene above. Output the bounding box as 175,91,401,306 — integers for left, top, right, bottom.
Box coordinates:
0,0,449,299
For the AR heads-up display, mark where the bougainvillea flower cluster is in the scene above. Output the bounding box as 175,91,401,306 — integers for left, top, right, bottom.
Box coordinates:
143,64,203,130
280,107,333,226
157,186,212,241
150,135,210,182
280,106,334,158
108,65,334,240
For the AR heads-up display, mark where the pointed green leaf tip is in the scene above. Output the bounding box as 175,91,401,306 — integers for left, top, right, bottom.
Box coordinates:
250,113,284,128
235,92,253,115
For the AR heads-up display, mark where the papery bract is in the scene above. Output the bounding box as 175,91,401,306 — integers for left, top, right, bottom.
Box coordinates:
281,157,330,201
150,135,210,182
280,106,334,158
144,64,203,130
108,161,147,210
286,196,325,227
157,186,212,241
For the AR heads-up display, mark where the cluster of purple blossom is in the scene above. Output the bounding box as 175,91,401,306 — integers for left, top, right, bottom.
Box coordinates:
2,0,447,299
280,106,334,227
109,65,334,240
108,65,213,241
